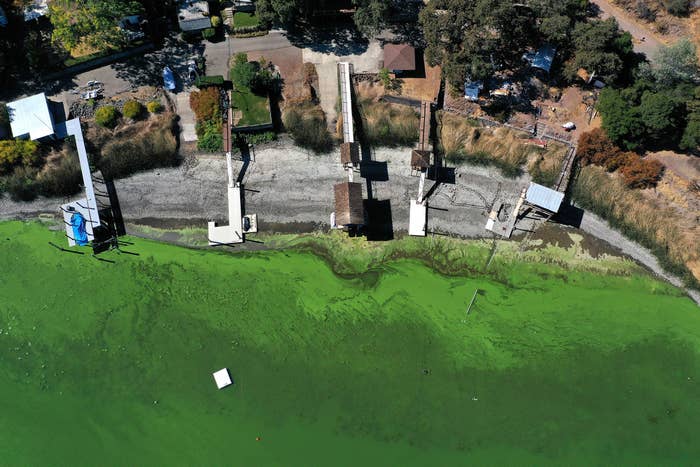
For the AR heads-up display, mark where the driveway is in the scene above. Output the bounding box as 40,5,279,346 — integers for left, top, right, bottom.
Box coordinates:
176,92,197,142
591,0,665,58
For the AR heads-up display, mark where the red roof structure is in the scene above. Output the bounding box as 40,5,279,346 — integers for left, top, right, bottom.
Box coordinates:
383,44,416,72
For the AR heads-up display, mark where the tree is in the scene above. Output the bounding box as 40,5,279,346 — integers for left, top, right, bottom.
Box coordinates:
256,0,303,26
49,0,141,52
651,39,699,87
597,88,644,150
353,0,389,38
577,128,621,168
566,18,634,83
146,100,163,113
638,90,682,144
680,86,700,152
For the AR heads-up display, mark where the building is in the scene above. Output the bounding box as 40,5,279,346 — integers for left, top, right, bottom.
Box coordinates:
524,182,564,215
383,44,416,74
7,93,55,140
334,182,364,227
178,0,212,33
340,142,360,168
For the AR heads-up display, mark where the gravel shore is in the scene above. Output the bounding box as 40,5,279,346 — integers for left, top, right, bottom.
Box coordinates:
1,136,697,304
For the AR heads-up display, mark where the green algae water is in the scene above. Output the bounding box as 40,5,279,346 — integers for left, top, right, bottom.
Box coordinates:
1,221,699,465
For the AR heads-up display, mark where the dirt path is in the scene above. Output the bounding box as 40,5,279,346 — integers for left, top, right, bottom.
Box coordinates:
591,0,665,58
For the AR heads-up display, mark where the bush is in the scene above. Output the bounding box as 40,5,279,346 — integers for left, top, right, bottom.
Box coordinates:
196,120,223,152
202,28,216,41
577,128,621,169
619,157,664,188
665,0,690,16
189,87,221,123
122,100,144,120
95,105,119,128
0,140,40,175
211,15,221,27
146,100,163,113
239,131,276,145
194,75,225,88
3,166,39,201
230,54,256,89
98,116,179,179
284,104,333,154
37,150,82,197
445,150,522,178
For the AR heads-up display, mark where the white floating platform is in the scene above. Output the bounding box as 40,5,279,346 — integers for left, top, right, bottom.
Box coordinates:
409,199,427,237
213,368,233,389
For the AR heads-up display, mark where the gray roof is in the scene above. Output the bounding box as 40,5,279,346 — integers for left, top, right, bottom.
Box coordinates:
525,182,564,213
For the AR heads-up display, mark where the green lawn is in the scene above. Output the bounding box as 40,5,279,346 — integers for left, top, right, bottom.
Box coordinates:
233,11,261,28
2,221,700,465
231,87,271,126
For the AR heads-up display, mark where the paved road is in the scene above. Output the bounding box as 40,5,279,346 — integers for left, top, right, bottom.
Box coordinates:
591,0,664,58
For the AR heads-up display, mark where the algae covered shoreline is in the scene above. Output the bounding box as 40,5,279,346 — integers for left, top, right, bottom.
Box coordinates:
1,221,700,465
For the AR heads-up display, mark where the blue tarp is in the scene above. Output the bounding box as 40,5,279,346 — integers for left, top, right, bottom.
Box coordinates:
531,44,556,73
163,66,176,91
464,80,483,101
70,212,89,246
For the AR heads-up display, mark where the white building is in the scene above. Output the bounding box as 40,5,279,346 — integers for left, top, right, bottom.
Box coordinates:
7,93,55,140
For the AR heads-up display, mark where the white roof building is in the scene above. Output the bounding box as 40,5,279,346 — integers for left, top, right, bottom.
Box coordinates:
7,93,55,140
525,182,564,213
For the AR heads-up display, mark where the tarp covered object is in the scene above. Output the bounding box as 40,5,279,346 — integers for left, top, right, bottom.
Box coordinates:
163,66,176,91
70,212,89,246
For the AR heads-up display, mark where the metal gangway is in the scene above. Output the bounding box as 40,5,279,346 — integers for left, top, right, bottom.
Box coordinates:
338,62,354,144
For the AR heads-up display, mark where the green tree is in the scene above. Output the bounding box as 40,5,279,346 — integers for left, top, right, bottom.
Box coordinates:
567,18,633,83
638,90,682,144
49,0,141,52
597,88,644,150
256,0,303,26
231,54,257,89
353,0,389,38
651,39,699,86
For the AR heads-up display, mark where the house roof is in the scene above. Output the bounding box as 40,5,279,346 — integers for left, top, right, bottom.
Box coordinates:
525,182,564,213
411,149,431,169
24,0,48,21
340,142,360,166
383,44,416,71
531,44,556,73
8,93,54,140
334,182,364,226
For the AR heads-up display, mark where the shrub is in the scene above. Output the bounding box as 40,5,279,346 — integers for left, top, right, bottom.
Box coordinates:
619,156,664,188
211,15,221,27
147,100,163,113
196,120,223,152
122,100,144,120
189,87,221,122
359,98,419,147
239,131,276,145
577,128,621,168
95,105,119,128
665,0,690,16
0,103,9,135
98,115,178,179
284,104,333,154
202,28,216,41
231,54,256,89
0,140,40,175
37,150,82,197
3,166,39,201
194,75,225,88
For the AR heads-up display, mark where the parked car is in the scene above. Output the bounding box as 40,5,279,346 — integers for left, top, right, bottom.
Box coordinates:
163,66,176,91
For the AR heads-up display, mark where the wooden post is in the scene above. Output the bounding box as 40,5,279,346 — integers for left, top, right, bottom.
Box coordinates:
466,289,479,316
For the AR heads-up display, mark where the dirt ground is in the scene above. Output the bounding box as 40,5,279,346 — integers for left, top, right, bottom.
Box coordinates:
245,46,305,102
393,59,442,102
538,87,601,141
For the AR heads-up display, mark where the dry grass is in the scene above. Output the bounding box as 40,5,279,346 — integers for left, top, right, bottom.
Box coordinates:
438,112,568,182
573,165,699,285
353,83,419,147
